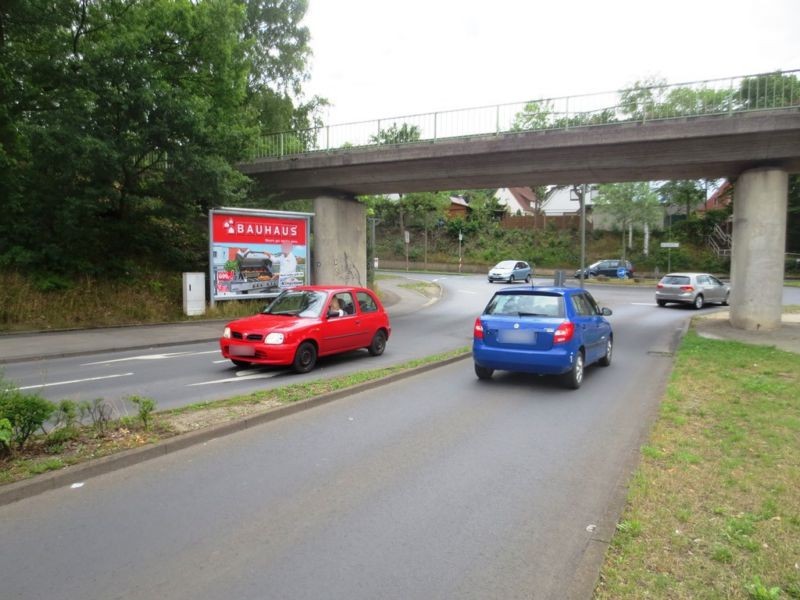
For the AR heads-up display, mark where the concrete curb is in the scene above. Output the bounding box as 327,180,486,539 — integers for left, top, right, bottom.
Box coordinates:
0,351,472,507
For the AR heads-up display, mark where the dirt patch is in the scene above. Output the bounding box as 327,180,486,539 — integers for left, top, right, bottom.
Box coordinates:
166,400,284,433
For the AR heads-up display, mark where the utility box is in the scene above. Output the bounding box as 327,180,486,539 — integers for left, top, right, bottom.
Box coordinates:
182,272,206,316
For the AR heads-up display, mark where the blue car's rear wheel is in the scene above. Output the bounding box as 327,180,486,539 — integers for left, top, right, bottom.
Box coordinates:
561,351,584,389
474,363,494,380
598,337,612,367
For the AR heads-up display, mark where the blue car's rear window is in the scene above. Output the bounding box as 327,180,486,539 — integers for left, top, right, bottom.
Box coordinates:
485,293,564,318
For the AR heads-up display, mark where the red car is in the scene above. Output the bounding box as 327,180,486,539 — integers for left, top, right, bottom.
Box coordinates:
220,286,391,372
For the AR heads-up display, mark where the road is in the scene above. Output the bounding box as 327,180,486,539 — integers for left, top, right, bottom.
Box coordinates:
4,275,744,414
1,276,717,599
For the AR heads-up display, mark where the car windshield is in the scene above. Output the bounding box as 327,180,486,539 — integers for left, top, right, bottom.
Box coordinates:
262,290,326,317
494,261,517,269
485,293,564,317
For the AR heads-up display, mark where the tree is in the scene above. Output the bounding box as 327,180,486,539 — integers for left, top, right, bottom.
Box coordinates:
594,182,662,257
369,123,421,145
658,180,706,219
0,0,317,277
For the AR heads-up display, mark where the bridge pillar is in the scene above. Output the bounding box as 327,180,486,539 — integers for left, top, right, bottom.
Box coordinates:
312,195,366,286
729,167,788,331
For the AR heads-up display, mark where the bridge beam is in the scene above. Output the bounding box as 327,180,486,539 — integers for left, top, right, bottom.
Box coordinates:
729,167,788,331
312,195,366,287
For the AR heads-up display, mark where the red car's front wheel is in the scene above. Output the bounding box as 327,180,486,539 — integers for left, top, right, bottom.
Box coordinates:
293,341,317,373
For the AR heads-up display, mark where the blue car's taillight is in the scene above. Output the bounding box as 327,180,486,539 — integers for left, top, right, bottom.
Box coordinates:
553,321,575,344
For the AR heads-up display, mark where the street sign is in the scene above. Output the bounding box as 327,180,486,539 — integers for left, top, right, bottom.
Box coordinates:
660,242,680,248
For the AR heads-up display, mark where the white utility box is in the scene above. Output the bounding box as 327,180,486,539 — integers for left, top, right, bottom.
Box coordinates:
182,272,206,316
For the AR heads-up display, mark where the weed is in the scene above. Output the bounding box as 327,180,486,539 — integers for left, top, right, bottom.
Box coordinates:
746,576,782,599
79,398,112,433
128,395,156,430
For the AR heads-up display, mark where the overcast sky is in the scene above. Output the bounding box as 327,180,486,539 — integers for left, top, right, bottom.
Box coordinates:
302,0,800,125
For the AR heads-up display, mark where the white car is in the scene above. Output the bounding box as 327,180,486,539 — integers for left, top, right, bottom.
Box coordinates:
487,260,532,283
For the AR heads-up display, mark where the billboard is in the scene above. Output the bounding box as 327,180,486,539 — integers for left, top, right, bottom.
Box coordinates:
209,208,313,302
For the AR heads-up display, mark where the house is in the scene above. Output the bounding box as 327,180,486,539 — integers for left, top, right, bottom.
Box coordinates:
448,195,471,218
494,187,539,216
697,180,733,213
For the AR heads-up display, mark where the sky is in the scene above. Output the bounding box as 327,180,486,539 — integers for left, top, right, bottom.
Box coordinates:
301,0,800,126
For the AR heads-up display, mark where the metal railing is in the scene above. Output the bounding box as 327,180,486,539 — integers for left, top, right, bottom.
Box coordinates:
250,69,800,160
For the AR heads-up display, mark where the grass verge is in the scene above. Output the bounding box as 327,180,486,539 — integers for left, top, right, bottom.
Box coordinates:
0,347,471,486
595,330,800,599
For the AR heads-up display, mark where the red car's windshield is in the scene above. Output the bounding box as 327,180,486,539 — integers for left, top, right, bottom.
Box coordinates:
263,290,327,317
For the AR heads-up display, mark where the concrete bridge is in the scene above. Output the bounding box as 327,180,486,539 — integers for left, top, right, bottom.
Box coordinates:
239,80,800,332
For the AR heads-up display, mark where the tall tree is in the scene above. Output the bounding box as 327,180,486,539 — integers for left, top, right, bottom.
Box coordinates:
594,182,661,257
658,180,706,219
0,0,316,277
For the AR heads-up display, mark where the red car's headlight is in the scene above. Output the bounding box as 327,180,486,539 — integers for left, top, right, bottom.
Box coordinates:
265,332,285,344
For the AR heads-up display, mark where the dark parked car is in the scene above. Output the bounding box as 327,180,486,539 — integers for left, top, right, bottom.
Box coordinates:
655,273,730,309
220,286,391,372
472,286,613,389
574,259,634,279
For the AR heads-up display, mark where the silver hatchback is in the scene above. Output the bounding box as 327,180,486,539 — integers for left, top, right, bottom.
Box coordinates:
655,273,730,309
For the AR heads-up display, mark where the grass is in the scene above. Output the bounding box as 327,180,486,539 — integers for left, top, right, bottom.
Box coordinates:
0,271,264,332
0,347,471,485
594,330,800,599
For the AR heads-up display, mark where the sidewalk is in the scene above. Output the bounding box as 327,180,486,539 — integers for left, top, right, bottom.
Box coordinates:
0,275,433,364
693,310,800,354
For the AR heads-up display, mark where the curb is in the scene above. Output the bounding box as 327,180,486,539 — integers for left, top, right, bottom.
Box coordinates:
0,351,472,507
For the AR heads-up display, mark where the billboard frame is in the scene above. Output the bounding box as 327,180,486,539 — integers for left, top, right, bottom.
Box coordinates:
209,207,314,306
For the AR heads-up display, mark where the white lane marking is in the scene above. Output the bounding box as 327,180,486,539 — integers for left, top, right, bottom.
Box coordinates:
19,373,134,390
212,359,230,364
631,302,657,306
459,290,478,295
82,350,219,366
188,372,281,386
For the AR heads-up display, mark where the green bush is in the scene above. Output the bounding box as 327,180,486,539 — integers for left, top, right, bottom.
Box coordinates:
128,395,156,430
53,400,78,429
0,390,55,449
0,417,12,454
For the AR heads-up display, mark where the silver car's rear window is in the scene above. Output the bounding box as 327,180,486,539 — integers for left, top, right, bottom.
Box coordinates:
662,276,690,285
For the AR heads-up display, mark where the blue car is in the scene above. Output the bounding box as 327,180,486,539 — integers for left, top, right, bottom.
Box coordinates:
472,286,613,389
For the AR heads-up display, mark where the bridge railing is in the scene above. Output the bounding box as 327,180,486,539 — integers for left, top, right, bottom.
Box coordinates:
250,69,800,159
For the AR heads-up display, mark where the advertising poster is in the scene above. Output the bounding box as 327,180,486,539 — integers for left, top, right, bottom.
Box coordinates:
209,208,313,302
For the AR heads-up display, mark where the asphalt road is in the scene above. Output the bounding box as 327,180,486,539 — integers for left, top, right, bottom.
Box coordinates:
3,275,717,415
0,277,710,599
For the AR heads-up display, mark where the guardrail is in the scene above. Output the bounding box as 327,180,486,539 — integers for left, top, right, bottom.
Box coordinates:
250,69,800,159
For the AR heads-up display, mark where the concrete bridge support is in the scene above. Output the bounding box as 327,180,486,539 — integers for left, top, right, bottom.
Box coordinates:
312,195,366,287
729,168,788,331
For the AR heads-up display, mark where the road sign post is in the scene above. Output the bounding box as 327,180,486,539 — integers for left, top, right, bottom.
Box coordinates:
660,242,679,272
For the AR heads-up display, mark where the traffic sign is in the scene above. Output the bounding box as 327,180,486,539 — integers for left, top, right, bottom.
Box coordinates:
617,267,627,278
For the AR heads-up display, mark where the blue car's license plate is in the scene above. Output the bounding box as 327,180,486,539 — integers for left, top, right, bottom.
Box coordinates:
498,329,536,344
